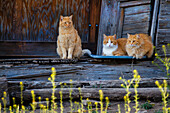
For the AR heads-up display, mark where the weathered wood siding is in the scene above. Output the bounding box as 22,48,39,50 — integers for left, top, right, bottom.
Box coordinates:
0,0,89,42
0,0,101,56
0,0,14,41
122,4,151,37
156,0,170,55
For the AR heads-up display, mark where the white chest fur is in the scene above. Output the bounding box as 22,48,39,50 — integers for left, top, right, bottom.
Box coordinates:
103,44,118,56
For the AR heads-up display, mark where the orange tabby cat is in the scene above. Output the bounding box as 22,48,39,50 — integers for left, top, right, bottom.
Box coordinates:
126,33,153,59
57,15,82,59
102,34,127,56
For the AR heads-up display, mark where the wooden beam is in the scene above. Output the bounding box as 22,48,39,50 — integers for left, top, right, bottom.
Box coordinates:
0,41,91,57
14,88,169,102
150,0,160,45
120,0,151,8
7,67,79,79
8,77,170,89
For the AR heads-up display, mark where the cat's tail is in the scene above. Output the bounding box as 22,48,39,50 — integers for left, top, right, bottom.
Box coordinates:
82,49,92,57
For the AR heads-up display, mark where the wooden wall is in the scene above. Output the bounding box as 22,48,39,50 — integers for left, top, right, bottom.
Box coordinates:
0,0,169,57
156,0,170,55
0,0,102,57
0,0,89,42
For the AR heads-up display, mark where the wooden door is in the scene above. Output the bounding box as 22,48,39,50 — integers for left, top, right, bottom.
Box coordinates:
0,0,92,57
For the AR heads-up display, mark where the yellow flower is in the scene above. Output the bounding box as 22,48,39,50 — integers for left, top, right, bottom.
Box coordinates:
38,96,41,100
46,98,49,101
155,81,159,86
124,96,127,100
70,79,73,82
134,75,137,78
31,90,34,94
1,97,4,100
119,77,122,80
51,74,55,78
64,83,67,86
137,75,141,79
48,77,51,81
163,80,167,85
3,92,6,96
20,82,23,85
22,105,25,110
105,97,109,100
13,104,17,108
95,102,98,105
128,80,130,83
155,53,158,57
51,67,56,72
133,70,137,74
121,84,124,87
162,45,165,48
9,106,12,111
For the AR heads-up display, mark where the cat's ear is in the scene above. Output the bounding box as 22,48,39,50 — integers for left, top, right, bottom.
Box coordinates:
60,15,64,21
113,34,116,39
69,15,73,20
103,34,106,39
127,33,130,38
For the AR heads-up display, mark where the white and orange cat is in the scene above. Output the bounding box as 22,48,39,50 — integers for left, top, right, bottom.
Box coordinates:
57,15,83,59
102,34,127,56
126,33,154,59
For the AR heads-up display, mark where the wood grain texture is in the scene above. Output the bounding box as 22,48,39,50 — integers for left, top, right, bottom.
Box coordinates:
0,41,58,57
0,0,90,42
14,88,167,102
122,5,151,38
120,0,151,8
156,0,170,55
97,0,118,55
0,41,95,57
89,0,101,43
0,0,14,41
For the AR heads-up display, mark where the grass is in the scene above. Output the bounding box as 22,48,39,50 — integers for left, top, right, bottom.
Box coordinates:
141,102,153,110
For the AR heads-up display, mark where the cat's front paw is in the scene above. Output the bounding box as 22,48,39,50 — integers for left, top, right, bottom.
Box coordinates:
62,56,67,59
137,55,143,59
67,56,73,59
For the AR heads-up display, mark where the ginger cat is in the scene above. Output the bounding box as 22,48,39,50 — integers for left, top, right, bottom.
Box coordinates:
102,34,127,56
57,15,82,59
126,33,154,59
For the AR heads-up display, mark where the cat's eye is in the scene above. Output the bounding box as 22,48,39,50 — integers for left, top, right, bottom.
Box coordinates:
64,22,67,24
69,22,71,24
111,41,113,43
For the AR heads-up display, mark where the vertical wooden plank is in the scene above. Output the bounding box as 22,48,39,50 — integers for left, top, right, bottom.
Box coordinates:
151,0,160,45
117,8,124,38
0,0,14,41
97,0,118,55
13,0,22,40
89,0,102,43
